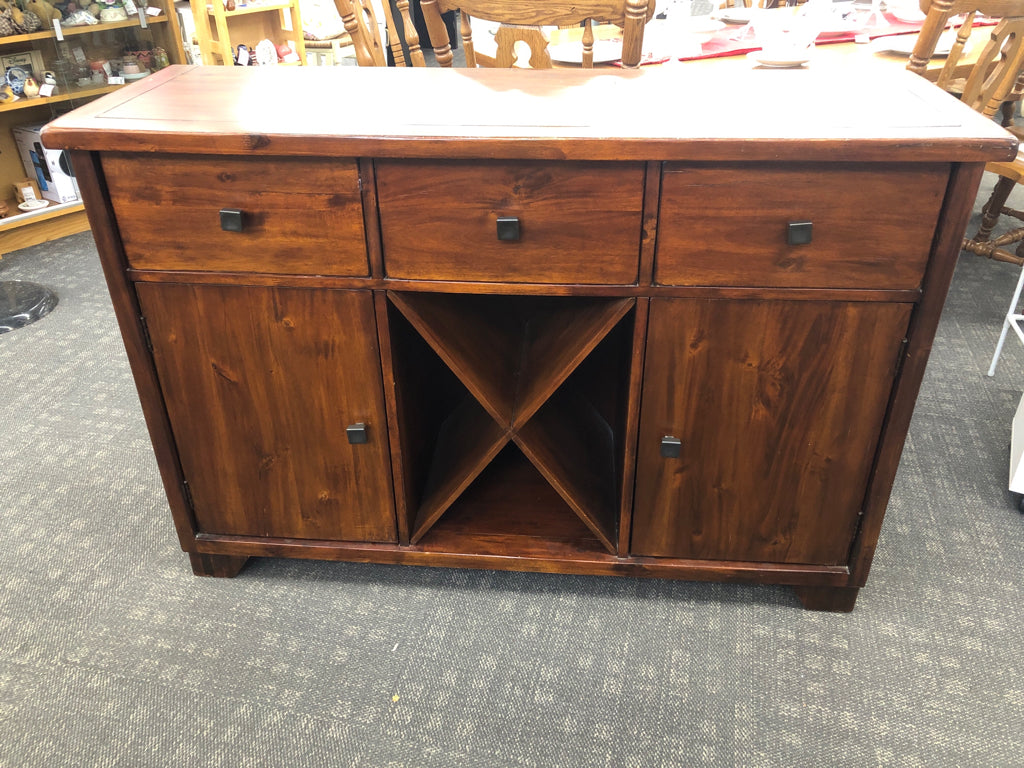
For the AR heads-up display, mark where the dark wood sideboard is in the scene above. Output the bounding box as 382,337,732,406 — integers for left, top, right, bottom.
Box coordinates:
43,65,1016,611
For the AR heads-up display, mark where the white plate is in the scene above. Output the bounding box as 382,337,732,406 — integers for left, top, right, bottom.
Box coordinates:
716,8,751,24
18,199,49,211
870,30,962,56
547,39,622,64
747,50,811,68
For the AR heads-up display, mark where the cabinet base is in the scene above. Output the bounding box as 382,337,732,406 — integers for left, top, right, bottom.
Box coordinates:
793,585,859,612
188,552,249,578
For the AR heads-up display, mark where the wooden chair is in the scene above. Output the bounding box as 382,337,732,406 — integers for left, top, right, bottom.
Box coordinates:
909,0,1024,265
333,0,426,65
419,0,656,69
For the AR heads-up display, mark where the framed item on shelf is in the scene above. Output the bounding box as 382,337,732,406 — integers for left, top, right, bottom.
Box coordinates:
0,51,46,80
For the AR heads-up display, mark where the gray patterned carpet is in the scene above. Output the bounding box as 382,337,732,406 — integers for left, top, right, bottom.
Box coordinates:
1,176,1023,767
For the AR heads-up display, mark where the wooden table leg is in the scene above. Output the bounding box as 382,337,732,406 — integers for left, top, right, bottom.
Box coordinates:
793,585,860,612
188,552,249,578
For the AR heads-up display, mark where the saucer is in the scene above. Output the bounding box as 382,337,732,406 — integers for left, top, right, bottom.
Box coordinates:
747,50,812,68
18,199,49,211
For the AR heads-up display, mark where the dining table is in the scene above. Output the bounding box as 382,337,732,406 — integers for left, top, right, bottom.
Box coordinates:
511,6,1001,82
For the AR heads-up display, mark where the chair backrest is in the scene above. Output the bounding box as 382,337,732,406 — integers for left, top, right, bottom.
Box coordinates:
333,0,426,66
908,0,1024,118
419,0,656,69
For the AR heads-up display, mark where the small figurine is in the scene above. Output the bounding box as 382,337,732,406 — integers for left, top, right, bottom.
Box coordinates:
152,47,169,69
22,76,39,97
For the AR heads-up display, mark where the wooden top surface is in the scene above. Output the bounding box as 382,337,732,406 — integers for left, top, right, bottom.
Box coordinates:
42,64,1017,162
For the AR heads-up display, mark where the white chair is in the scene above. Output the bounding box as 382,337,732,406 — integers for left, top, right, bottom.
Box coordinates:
987,263,1024,375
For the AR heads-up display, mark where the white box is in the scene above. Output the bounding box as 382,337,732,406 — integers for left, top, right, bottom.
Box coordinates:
12,122,80,204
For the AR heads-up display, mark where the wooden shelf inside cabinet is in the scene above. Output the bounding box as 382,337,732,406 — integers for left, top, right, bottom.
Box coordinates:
514,388,618,552
416,445,612,561
0,15,173,44
387,291,634,427
190,0,306,65
387,291,633,554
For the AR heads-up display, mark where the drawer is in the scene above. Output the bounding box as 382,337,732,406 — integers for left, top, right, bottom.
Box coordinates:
102,154,369,276
656,163,949,289
376,160,645,284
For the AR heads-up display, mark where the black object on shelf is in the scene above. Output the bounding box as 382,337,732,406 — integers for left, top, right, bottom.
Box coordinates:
0,281,58,333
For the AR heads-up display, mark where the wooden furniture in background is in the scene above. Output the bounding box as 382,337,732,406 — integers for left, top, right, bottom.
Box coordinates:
0,0,185,258
333,0,423,65
43,65,1015,612
189,0,306,65
419,0,655,68
909,0,1024,265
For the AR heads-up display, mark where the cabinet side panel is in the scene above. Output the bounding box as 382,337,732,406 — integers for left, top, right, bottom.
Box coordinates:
136,283,397,543
71,150,200,551
849,162,987,584
632,297,912,565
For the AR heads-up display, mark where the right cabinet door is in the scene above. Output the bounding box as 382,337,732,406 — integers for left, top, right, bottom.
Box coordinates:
631,298,912,565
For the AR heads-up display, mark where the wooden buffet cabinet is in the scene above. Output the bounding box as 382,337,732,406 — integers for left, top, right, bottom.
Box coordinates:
43,65,1015,611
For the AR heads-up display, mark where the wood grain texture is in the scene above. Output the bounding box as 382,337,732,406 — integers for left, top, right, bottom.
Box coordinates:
103,153,368,276
410,396,510,542
388,291,521,425
631,298,912,565
656,163,949,289
514,297,634,425
377,160,644,284
193,529,852,585
374,291,411,544
42,67,1017,164
617,298,649,553
515,389,618,552
136,283,397,542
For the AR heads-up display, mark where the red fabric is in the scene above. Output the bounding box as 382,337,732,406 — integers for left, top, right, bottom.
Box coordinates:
672,12,998,63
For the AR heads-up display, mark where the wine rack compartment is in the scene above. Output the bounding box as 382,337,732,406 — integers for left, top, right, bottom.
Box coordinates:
385,292,637,555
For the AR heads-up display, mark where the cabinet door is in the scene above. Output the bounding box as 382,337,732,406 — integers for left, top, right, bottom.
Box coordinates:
136,283,397,543
632,298,911,565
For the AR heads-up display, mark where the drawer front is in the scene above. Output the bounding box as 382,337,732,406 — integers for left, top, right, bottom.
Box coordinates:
377,160,645,284
103,154,369,276
656,163,949,289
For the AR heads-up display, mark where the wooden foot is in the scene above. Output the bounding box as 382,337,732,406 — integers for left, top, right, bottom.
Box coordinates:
793,585,859,612
188,552,249,578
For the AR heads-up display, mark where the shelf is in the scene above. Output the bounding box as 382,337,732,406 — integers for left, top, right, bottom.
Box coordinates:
410,396,509,544
0,83,126,113
515,388,618,553
416,445,610,560
387,291,634,427
388,290,520,426
207,1,294,17
0,15,169,44
0,199,84,230
389,291,635,553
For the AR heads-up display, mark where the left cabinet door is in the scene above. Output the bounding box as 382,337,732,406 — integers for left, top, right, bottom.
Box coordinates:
136,283,397,543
